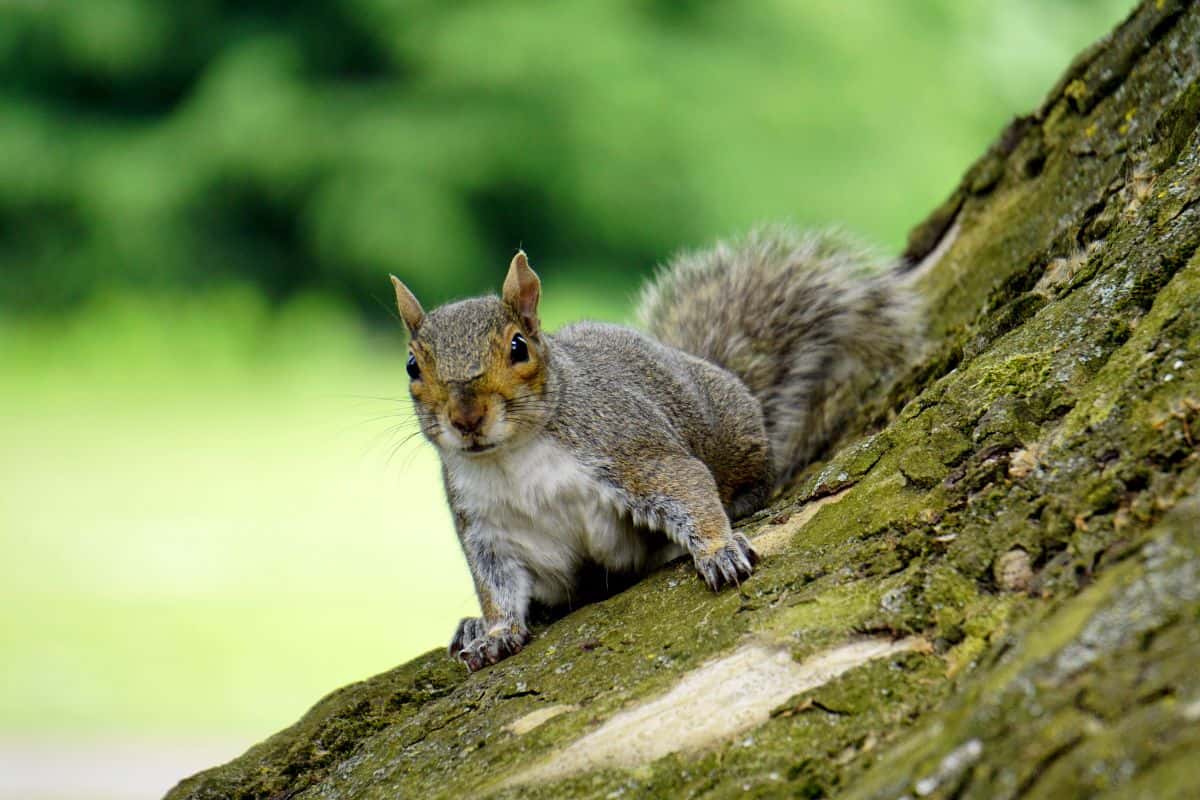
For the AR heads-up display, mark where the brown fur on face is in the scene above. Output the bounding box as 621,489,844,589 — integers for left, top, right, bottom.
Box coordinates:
396,254,553,455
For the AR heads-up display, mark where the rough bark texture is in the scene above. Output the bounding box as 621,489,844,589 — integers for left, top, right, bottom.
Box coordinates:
167,3,1200,798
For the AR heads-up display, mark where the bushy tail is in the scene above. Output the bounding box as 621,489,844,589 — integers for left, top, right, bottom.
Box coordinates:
637,226,922,486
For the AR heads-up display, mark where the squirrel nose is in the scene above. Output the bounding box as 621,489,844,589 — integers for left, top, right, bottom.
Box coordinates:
449,401,486,435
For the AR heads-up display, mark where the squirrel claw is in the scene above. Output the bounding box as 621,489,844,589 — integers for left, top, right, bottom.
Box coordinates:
448,617,485,657
695,533,758,591
449,618,530,672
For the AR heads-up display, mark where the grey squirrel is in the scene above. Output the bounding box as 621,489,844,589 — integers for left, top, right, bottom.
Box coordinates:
389,227,921,671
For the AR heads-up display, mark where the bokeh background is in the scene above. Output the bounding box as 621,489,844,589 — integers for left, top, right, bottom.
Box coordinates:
0,2,1134,798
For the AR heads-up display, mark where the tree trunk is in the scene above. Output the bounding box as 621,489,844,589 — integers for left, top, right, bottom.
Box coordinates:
167,2,1200,797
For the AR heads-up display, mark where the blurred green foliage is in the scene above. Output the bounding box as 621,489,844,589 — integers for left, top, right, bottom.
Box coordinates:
0,0,1134,320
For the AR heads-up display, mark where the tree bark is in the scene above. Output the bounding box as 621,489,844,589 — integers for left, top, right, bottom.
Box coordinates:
167,2,1200,797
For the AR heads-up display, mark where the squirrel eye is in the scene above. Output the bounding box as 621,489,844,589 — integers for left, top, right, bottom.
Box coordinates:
510,333,529,364
406,353,421,380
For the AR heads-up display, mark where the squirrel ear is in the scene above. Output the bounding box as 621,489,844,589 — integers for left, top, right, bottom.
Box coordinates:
502,250,541,334
389,275,424,335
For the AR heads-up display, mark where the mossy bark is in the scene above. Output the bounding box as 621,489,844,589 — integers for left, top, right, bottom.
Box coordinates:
167,3,1200,798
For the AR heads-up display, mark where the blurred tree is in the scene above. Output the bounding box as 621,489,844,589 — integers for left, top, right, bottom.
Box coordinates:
0,0,1134,319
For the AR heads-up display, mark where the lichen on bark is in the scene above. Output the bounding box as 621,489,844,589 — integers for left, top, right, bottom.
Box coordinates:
167,2,1200,798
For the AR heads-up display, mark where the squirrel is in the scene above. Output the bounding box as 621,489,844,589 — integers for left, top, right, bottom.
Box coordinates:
389,227,920,671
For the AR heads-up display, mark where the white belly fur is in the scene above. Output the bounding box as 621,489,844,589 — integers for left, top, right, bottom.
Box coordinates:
444,437,684,605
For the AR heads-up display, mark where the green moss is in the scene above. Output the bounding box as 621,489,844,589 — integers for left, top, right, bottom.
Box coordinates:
923,565,979,632
754,573,906,656
897,445,948,489
1064,78,1090,111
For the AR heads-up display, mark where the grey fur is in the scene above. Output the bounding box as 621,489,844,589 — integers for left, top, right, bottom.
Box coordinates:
545,322,771,503
637,226,922,484
418,298,513,381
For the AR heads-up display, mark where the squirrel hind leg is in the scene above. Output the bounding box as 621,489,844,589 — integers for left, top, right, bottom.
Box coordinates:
727,477,772,521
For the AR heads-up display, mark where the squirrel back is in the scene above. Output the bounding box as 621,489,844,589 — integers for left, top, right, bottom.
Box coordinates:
637,227,922,485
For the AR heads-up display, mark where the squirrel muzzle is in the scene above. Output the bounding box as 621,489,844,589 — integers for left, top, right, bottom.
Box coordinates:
448,398,484,434
447,387,488,436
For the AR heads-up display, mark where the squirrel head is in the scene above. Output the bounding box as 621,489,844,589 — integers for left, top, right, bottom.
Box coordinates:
390,251,552,456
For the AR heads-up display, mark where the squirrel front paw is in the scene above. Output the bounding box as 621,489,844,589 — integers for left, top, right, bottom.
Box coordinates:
448,617,531,672
694,532,759,591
